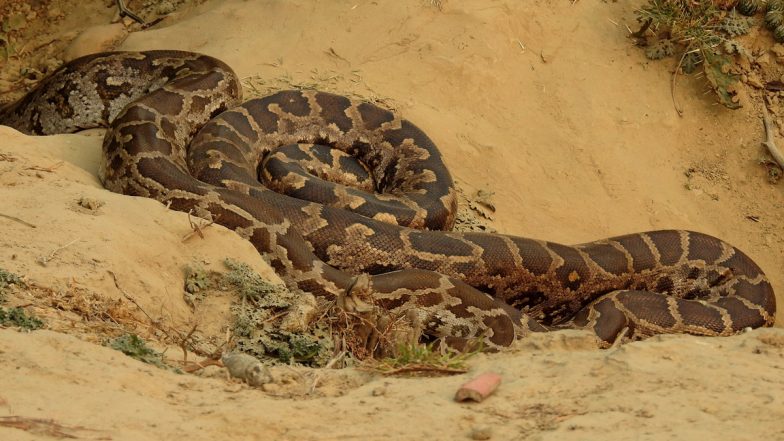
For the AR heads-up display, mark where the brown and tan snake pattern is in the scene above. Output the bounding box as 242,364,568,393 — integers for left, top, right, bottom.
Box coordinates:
0,51,776,350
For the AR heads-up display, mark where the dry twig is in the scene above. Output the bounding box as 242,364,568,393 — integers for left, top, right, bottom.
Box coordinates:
325,47,349,63
761,103,784,170
178,358,223,374
0,212,36,228
175,323,199,363
108,270,173,341
182,211,216,241
37,239,78,266
25,161,64,173
670,47,695,117
309,351,347,393
108,271,213,363
382,364,467,376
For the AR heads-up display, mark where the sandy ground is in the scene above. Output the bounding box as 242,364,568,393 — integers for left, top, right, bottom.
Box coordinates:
1,0,783,439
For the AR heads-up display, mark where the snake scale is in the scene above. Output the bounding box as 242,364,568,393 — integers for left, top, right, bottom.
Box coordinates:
0,51,776,350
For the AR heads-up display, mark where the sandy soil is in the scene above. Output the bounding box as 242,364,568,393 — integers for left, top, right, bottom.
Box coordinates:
1,0,783,439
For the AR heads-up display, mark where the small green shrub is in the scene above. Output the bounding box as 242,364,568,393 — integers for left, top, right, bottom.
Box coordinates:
635,0,751,108
184,264,210,294
109,334,166,368
365,341,480,375
0,268,23,300
222,259,289,305
222,259,334,366
0,306,43,330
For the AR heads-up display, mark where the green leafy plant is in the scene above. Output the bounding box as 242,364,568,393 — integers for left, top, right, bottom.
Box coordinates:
0,268,23,301
183,264,212,307
0,306,43,330
232,315,331,365
364,341,480,375
222,259,289,304
222,259,334,366
109,334,167,368
635,0,750,108
184,264,210,294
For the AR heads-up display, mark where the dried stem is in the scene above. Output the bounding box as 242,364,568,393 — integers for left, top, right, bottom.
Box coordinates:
0,212,36,228
37,239,78,266
761,103,784,170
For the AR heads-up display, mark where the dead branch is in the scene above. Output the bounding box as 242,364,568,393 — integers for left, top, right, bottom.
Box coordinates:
761,103,784,170
108,270,173,341
178,358,223,373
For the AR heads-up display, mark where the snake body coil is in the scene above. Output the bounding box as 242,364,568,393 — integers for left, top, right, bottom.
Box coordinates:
1,51,776,349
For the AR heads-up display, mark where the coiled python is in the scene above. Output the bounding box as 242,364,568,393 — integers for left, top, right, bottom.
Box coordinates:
0,51,776,350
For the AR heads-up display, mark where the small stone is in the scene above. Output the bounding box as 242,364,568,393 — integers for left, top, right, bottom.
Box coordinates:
78,197,105,211
47,7,62,18
371,386,386,396
772,44,784,58
469,426,492,440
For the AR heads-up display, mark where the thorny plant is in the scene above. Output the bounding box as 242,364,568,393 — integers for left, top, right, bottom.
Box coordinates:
635,0,752,109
